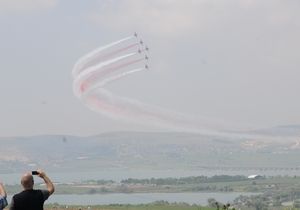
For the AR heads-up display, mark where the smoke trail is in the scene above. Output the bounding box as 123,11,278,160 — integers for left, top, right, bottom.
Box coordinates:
78,68,146,97
76,52,138,80
73,56,144,97
72,34,294,140
72,36,136,78
77,43,140,72
82,88,289,140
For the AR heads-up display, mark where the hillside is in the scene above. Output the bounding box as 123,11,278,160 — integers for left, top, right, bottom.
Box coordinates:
0,127,300,173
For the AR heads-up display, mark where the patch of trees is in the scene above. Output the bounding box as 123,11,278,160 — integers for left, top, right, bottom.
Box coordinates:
121,175,247,185
233,189,300,210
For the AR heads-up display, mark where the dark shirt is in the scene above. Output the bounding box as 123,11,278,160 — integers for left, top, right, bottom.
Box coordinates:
10,189,50,210
0,195,8,210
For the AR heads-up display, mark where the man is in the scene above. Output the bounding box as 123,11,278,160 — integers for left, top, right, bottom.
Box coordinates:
10,169,55,210
0,182,8,210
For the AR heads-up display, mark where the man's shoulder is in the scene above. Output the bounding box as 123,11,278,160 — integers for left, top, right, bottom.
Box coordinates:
30,189,50,200
12,190,24,198
40,189,50,200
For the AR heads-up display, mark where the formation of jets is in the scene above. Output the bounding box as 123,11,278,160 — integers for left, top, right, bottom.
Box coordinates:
134,32,149,70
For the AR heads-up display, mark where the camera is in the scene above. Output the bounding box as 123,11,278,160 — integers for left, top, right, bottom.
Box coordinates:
32,171,39,175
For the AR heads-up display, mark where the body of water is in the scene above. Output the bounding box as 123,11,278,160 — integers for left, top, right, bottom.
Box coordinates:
1,168,299,185
44,192,258,206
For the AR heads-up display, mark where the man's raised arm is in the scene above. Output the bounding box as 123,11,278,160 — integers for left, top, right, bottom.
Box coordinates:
0,182,6,198
37,169,55,195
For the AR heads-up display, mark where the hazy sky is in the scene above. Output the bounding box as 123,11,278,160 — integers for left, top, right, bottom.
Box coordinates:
0,0,299,137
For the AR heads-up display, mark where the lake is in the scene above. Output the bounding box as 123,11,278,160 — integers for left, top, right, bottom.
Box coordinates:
5,192,258,206
1,168,299,185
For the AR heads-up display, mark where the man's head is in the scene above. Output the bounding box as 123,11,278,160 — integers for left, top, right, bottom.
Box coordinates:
21,173,34,190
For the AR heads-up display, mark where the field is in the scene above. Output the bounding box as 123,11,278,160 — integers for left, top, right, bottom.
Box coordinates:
4,176,300,209
42,204,299,210
44,204,215,210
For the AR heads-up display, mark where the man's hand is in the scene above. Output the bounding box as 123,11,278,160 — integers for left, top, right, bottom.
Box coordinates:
37,169,46,178
36,169,55,195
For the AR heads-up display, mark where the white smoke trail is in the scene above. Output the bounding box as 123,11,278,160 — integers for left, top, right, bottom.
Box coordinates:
72,36,135,78
84,68,146,92
77,52,137,79
72,35,294,140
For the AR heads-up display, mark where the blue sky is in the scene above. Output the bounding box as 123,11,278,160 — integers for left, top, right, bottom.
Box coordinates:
0,0,299,136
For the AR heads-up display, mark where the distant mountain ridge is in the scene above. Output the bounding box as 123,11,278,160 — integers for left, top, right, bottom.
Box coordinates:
0,126,300,173
249,124,300,136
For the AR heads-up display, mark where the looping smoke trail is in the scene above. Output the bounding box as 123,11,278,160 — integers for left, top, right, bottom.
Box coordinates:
72,36,135,77
72,34,294,140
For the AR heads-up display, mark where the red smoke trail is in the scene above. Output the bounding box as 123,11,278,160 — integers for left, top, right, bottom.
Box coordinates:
79,58,145,94
88,95,121,114
81,58,144,93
